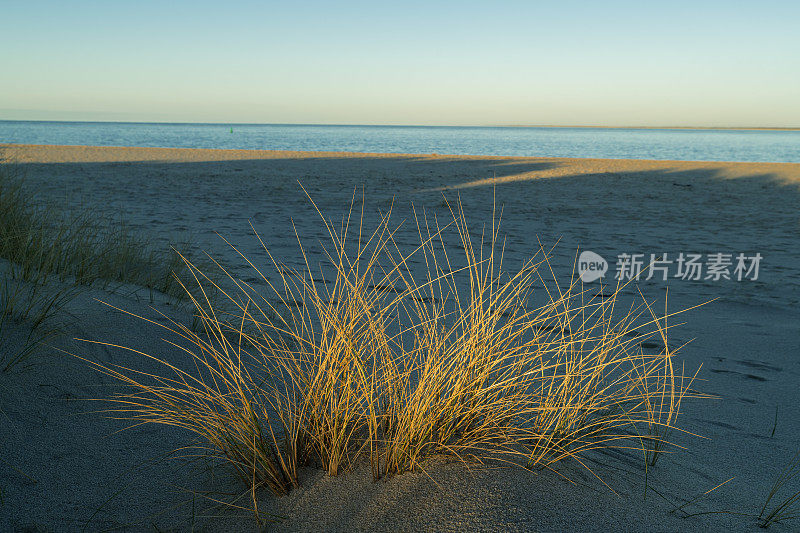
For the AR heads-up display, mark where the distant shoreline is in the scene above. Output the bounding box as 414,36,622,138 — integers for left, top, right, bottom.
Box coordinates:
498,124,800,131
4,143,800,170
1,118,798,131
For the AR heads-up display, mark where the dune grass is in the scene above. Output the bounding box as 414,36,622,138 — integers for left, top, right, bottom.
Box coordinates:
0,153,209,370
672,451,800,527
0,154,196,299
759,449,800,527
0,276,79,371
84,192,702,506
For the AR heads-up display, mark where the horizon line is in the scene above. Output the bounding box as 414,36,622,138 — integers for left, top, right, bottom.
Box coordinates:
1,118,798,132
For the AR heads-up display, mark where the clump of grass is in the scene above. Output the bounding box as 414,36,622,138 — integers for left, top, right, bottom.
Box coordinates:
86,192,702,502
81,194,402,498
0,152,201,301
375,202,701,478
0,155,79,369
374,203,546,476
0,152,213,369
759,450,800,527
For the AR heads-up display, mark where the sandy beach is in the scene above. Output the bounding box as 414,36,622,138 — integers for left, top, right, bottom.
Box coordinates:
2,143,799,532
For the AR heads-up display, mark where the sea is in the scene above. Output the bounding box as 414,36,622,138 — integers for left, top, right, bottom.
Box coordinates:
0,120,798,163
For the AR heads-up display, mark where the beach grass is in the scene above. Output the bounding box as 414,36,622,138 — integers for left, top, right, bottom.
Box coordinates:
0,275,79,371
0,154,196,299
0,153,218,370
673,451,800,527
83,191,703,504
759,449,800,527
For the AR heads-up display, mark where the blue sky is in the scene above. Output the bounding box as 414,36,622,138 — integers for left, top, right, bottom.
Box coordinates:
1,0,798,126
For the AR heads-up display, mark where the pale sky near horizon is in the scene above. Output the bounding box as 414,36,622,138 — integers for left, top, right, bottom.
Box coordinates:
1,1,798,127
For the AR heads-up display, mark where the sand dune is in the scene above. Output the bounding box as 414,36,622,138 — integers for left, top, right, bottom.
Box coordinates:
1,144,799,531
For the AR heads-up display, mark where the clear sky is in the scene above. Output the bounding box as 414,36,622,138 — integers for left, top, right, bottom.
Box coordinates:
1,0,798,127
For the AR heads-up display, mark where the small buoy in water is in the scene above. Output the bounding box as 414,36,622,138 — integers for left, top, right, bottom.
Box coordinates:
230,127,233,133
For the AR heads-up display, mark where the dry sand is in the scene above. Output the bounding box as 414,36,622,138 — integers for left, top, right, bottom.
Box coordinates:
1,144,799,532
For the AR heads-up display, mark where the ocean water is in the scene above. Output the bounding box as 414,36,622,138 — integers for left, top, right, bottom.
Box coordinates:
1,120,798,162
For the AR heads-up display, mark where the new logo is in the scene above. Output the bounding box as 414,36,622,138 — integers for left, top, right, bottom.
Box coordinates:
579,251,608,282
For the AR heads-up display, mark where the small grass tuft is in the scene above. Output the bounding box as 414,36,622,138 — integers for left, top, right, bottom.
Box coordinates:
0,275,78,371
759,449,800,527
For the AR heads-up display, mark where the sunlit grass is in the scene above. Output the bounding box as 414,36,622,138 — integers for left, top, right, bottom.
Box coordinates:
85,191,703,503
